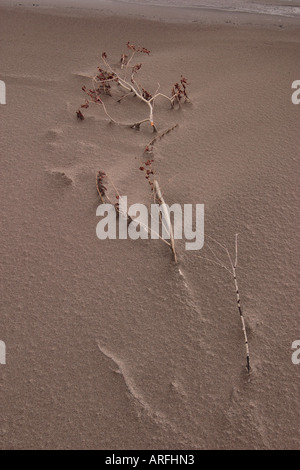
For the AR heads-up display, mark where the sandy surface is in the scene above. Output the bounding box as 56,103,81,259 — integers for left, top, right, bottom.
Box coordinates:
2,0,300,24
0,4,299,450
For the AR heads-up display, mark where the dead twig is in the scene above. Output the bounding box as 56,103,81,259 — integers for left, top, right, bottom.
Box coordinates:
199,234,251,374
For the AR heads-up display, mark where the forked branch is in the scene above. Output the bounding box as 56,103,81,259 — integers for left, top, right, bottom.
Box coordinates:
199,234,251,374
76,42,190,133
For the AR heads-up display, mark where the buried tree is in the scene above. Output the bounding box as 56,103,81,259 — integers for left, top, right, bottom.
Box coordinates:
77,42,191,262
77,43,252,376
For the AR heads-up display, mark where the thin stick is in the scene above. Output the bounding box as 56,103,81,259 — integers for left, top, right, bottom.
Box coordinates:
200,234,251,374
95,100,150,129
206,242,232,274
125,50,136,72
117,91,134,103
233,234,250,373
146,124,179,148
153,180,177,263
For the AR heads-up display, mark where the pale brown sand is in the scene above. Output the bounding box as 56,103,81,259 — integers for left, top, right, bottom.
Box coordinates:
0,5,299,450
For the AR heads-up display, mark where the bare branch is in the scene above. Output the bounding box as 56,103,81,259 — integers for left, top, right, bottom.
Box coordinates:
153,180,177,263
235,233,239,268
201,235,251,374
77,43,189,133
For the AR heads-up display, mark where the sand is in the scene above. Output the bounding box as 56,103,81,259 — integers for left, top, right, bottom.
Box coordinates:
0,3,299,450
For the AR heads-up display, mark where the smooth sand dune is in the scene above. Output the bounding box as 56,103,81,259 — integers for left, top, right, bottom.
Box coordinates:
0,5,299,449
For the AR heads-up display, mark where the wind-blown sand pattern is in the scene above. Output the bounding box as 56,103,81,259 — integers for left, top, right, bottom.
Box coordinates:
0,2,299,450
